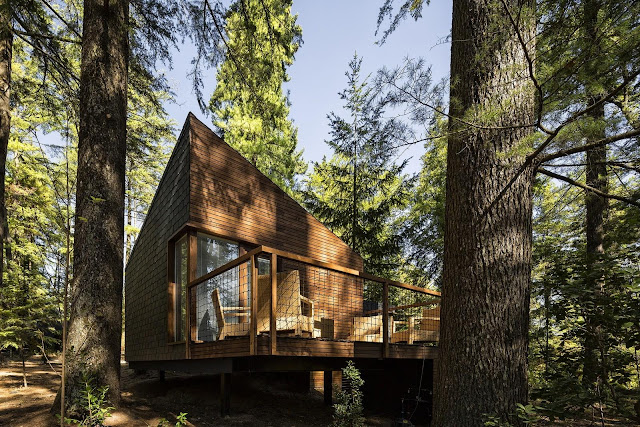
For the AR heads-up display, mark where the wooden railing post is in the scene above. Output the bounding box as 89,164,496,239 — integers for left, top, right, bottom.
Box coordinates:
270,253,277,355
382,281,389,358
186,230,197,359
250,255,258,355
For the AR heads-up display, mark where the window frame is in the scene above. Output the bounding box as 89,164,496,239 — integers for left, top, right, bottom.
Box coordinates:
167,226,246,347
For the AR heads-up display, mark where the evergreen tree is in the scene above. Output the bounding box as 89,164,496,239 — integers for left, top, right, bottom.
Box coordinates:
125,79,174,261
304,55,412,277
0,118,62,387
0,0,79,291
529,174,640,418
63,0,129,408
209,0,305,193
402,113,446,287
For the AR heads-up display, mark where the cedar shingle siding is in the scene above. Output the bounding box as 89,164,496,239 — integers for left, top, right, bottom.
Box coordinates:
125,119,190,362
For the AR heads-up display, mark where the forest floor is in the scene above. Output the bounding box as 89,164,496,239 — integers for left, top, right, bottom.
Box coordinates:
0,357,397,427
0,357,637,426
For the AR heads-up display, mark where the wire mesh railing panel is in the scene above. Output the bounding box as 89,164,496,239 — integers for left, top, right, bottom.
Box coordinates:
279,257,363,340
187,247,440,352
192,260,252,342
388,286,440,346
347,280,385,343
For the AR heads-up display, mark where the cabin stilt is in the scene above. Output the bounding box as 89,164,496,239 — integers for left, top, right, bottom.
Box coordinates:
220,373,231,416
323,371,333,405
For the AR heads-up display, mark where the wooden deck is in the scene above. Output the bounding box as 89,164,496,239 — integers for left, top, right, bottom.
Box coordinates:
190,335,438,360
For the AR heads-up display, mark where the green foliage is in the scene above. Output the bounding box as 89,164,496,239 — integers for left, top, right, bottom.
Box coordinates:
304,55,413,277
125,82,175,261
332,361,365,427
401,113,446,286
63,376,115,426
157,412,189,427
209,0,306,194
0,122,62,365
529,176,640,418
483,403,541,426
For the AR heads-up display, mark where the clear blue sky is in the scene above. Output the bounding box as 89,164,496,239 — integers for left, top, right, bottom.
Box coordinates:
162,0,452,175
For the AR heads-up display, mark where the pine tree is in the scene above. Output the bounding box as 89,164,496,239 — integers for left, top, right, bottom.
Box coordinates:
209,0,305,193
63,0,129,407
536,0,640,399
402,113,446,287
0,0,11,290
125,81,174,261
304,55,412,277
433,1,537,423
0,120,61,387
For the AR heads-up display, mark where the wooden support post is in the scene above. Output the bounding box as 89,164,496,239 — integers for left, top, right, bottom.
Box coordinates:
158,370,165,382
167,240,176,342
408,317,415,345
250,255,258,355
186,231,197,359
238,246,248,321
382,281,389,358
323,371,333,405
220,373,231,417
270,253,277,355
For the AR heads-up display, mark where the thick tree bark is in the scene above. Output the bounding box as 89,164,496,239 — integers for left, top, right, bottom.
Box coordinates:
582,0,608,390
56,0,129,408
0,0,12,291
433,1,536,425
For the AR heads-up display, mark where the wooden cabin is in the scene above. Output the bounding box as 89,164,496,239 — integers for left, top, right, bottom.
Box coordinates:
124,114,440,416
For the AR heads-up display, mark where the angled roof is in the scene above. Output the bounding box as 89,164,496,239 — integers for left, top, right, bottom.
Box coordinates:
186,114,363,270
128,114,363,271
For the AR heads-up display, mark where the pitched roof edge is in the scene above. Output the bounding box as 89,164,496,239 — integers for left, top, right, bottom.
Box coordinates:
187,113,364,266
125,115,192,270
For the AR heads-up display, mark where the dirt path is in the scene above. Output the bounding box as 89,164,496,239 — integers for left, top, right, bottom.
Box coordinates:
0,358,340,426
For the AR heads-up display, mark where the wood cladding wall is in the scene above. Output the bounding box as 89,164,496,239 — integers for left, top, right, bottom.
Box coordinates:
125,120,191,362
125,114,364,363
187,115,363,271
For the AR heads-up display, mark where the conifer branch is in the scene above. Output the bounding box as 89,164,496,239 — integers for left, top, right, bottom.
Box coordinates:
40,0,82,40
499,0,550,134
382,77,538,132
12,31,79,83
541,161,640,173
538,168,640,208
540,128,640,163
11,28,80,44
204,0,267,118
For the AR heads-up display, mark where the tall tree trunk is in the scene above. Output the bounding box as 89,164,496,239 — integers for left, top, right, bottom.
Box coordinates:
582,0,608,391
21,351,27,388
433,1,536,425
56,0,129,408
0,0,12,291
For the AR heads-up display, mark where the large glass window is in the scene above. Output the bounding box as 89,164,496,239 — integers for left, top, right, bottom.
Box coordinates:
196,233,239,277
174,235,188,342
195,233,240,341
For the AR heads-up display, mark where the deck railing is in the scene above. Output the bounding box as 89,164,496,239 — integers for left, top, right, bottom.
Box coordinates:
186,246,440,358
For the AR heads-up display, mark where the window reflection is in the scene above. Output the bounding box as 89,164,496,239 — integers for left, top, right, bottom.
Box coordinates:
195,233,240,341
174,235,188,342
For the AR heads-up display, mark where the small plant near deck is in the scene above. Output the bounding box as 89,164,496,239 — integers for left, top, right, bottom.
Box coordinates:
157,412,189,427
332,360,365,427
62,376,114,426
483,403,541,426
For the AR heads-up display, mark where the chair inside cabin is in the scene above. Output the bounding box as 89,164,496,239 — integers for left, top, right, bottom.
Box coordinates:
255,270,315,337
211,288,251,340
